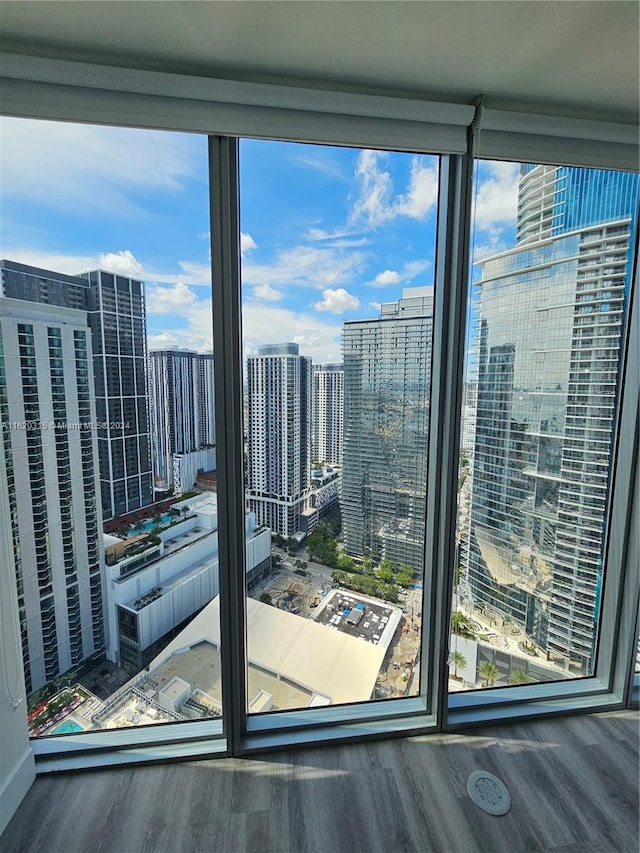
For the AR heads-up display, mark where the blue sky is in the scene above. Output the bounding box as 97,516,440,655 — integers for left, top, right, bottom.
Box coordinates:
0,117,520,364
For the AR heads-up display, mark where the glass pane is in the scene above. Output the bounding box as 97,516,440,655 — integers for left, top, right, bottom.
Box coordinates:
451,162,638,691
0,117,223,734
240,140,439,712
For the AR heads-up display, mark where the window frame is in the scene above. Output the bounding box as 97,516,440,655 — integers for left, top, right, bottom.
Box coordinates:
0,50,637,771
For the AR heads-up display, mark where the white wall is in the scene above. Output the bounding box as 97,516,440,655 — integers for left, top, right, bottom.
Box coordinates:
0,466,35,834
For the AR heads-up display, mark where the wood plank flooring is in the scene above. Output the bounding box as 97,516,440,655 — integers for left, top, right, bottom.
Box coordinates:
2,710,638,853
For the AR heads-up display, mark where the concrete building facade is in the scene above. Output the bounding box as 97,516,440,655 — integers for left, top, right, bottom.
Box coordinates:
312,363,343,466
0,293,105,693
246,343,312,538
149,349,215,493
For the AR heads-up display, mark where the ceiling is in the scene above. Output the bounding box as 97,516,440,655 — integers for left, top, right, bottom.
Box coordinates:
0,1,638,123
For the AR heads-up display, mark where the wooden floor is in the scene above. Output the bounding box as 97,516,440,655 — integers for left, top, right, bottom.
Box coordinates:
3,710,638,853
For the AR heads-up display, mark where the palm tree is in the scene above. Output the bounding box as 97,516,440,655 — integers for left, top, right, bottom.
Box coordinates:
479,660,499,687
451,610,477,639
452,650,467,680
509,669,530,684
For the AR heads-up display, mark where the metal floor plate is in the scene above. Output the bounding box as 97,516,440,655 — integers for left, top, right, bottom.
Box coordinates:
467,770,511,815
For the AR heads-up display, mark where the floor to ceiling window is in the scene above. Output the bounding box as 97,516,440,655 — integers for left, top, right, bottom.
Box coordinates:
0,66,637,767
449,162,639,695
0,117,225,741
238,140,439,713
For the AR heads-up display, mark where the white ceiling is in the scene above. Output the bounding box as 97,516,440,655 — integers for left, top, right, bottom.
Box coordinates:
1,1,638,123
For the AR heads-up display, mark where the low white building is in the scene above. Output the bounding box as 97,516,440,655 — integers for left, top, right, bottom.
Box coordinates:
104,494,271,670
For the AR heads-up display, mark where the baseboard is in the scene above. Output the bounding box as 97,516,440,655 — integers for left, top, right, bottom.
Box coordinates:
0,747,35,838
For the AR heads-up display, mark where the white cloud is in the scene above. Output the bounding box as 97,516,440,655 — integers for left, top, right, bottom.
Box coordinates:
147,332,181,351
146,282,198,315
242,305,343,363
253,283,283,302
473,236,511,263
403,259,430,280
297,155,348,181
350,151,438,227
369,301,382,313
394,159,439,220
474,162,520,232
94,250,143,278
371,259,431,288
373,269,401,287
350,150,394,228
0,247,213,288
242,244,365,290
313,287,360,314
0,117,200,216
241,233,258,255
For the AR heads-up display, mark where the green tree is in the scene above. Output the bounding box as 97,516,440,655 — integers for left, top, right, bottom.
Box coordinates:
377,564,394,582
452,651,467,679
451,610,477,639
336,554,355,572
396,566,414,587
509,670,530,684
258,592,272,606
479,660,499,687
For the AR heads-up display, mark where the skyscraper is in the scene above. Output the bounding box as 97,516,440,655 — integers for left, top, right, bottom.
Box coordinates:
1,261,153,521
342,287,434,572
0,291,104,693
149,349,216,494
312,364,344,466
81,269,153,520
247,343,312,538
464,165,639,675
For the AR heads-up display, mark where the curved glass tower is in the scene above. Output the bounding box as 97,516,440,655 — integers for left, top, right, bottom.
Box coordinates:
465,164,638,676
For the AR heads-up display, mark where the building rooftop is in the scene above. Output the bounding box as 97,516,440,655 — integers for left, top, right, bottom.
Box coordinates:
310,589,403,652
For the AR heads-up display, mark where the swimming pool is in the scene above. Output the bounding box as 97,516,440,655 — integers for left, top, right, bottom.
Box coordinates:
135,514,172,534
50,718,84,735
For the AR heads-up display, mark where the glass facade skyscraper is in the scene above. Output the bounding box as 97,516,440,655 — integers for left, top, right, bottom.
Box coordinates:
464,165,638,675
342,288,433,573
0,261,154,521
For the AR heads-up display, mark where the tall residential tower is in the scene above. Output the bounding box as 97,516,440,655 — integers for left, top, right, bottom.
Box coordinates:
0,286,104,693
246,343,312,538
149,349,215,494
342,287,434,572
312,364,343,467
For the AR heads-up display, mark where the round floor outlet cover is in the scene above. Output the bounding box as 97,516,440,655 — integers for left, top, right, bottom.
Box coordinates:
467,770,511,815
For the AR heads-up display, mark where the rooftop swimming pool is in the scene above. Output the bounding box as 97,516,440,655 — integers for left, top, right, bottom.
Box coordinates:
133,514,173,534
50,718,85,735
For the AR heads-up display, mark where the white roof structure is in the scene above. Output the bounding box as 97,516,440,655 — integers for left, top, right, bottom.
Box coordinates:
149,595,386,706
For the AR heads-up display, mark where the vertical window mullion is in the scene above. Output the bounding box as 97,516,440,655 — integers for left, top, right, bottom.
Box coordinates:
422,150,475,727
209,135,247,755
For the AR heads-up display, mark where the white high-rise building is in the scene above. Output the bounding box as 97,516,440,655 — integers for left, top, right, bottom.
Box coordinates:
149,350,216,494
312,364,343,466
247,343,312,538
0,295,104,694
